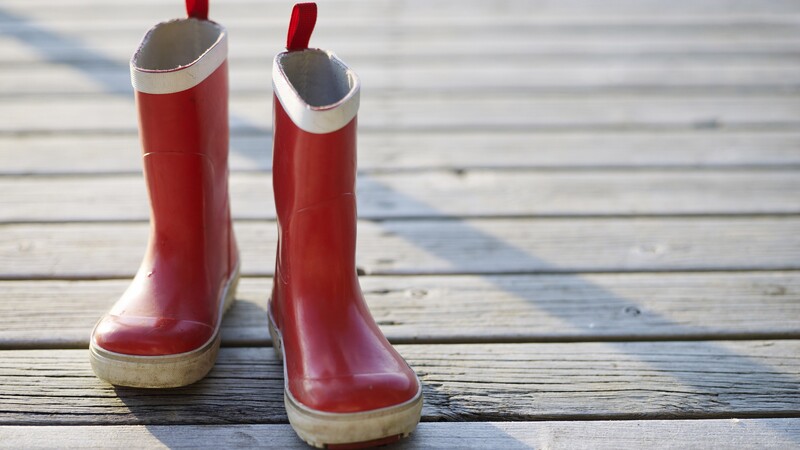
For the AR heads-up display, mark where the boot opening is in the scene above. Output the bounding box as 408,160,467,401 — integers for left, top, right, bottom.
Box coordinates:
133,19,224,71
277,50,357,107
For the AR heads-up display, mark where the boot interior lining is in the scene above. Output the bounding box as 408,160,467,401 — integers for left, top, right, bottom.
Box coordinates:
278,50,356,107
134,19,224,71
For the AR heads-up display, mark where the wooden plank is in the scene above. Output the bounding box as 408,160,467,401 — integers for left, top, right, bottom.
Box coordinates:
5,18,800,37
3,0,800,21
5,40,800,67
6,63,800,96
2,419,800,449
5,14,800,33
13,22,800,47
1,218,799,279
9,34,800,57
3,170,800,222
3,11,800,27
4,24,800,64
1,341,798,424
2,95,800,134
1,272,798,348
4,35,800,66
2,132,799,175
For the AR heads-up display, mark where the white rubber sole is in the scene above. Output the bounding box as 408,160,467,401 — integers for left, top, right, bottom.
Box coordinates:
89,264,240,388
268,310,423,448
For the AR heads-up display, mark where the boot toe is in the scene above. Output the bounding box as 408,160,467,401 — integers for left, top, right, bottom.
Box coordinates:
92,314,215,356
291,370,420,414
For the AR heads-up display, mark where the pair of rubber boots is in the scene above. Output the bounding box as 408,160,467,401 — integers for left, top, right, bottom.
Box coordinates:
88,2,422,447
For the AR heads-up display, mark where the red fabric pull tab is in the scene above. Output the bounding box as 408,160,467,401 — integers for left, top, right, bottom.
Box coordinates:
186,0,209,20
286,3,317,51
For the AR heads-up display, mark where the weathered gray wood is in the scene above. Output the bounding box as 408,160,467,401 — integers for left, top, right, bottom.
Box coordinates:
2,0,800,440
2,95,799,134
1,272,798,348
3,170,800,222
5,15,800,35
2,419,800,449
0,341,798,424
4,0,800,21
2,132,799,175
6,63,800,96
5,19,800,43
3,6,798,25
6,39,800,66
9,33,673,65
1,218,799,279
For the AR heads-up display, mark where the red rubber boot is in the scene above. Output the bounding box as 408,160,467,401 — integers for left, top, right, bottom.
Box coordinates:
268,4,422,447
90,0,239,388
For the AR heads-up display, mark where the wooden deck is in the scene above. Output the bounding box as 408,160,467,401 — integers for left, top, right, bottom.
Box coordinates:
2,0,800,447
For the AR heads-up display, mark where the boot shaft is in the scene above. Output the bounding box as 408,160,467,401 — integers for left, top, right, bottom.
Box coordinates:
271,32,362,318
130,15,235,276
271,48,361,219
271,46,362,268
272,97,358,221
132,18,230,176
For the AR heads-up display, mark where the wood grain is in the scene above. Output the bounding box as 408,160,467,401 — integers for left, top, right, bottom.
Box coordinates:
2,0,800,442
2,95,799,134
1,218,798,279
5,17,800,38
2,419,799,449
1,341,798,424
1,272,798,348
3,170,800,222
4,61,800,96
2,131,799,175
6,39,800,66
4,0,800,24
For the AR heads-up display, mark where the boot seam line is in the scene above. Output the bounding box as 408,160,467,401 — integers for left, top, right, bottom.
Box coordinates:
293,192,355,215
